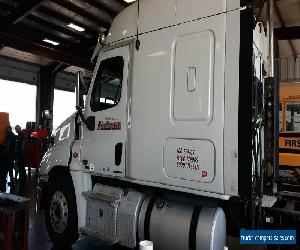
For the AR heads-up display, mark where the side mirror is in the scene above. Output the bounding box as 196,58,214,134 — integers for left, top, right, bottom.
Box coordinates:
75,72,95,131
76,71,85,110
86,116,95,131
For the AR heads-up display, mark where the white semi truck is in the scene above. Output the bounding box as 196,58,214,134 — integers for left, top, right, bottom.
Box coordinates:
39,0,275,249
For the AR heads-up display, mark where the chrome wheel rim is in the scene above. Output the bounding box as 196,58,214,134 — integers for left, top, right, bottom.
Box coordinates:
50,191,68,234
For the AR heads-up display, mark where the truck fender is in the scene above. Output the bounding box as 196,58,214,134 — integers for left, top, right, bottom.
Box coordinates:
40,141,72,176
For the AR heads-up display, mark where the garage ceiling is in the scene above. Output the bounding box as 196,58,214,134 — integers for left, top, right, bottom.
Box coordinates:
274,0,300,58
0,0,130,71
256,0,300,58
0,0,298,74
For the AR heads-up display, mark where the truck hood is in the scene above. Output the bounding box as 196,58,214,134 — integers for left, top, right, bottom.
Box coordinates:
52,113,76,145
40,113,76,176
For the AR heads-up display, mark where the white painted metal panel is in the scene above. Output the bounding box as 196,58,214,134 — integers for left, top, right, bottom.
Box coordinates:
139,0,176,33
176,0,226,24
70,171,92,229
107,0,228,45
40,115,75,176
223,9,240,196
226,0,240,11
80,46,130,177
173,31,214,122
163,138,215,183
127,13,226,194
106,5,137,44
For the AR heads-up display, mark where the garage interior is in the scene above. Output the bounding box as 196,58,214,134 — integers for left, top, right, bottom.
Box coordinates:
0,0,299,249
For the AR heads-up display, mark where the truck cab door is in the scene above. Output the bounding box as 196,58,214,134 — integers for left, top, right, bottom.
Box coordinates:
80,46,129,177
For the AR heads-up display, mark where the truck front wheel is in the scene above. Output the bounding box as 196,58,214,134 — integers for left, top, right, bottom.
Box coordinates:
45,171,79,247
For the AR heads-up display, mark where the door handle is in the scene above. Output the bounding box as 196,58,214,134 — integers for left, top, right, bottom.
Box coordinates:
115,143,123,166
187,67,196,92
127,98,132,127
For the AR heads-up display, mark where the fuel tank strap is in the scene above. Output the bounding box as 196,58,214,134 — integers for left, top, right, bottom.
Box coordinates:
189,207,202,250
144,195,158,240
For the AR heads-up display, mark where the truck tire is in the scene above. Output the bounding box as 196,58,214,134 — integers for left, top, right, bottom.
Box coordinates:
45,171,79,247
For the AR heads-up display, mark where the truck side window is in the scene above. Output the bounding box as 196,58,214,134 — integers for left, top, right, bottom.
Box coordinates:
90,56,124,112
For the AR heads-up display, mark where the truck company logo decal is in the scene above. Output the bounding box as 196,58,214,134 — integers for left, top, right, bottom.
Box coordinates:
97,121,121,130
176,147,200,171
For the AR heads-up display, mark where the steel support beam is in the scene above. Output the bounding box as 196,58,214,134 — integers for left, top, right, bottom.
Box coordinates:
37,6,99,37
50,0,111,29
37,65,55,129
267,0,275,77
47,62,69,75
0,0,46,27
6,21,97,58
274,2,297,57
82,0,119,17
115,0,130,8
13,23,76,49
0,31,94,70
0,1,11,13
37,61,74,129
274,26,300,40
27,15,88,42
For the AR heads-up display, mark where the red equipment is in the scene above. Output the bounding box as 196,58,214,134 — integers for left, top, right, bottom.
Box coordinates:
23,129,48,172
0,112,9,145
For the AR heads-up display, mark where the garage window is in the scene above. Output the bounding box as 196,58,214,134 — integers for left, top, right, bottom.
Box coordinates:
53,89,76,130
0,79,36,129
91,56,124,112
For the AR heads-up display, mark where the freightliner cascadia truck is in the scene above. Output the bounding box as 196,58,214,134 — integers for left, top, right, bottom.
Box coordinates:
38,0,281,249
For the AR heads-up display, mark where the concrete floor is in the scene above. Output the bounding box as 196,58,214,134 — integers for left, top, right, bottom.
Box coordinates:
3,170,128,250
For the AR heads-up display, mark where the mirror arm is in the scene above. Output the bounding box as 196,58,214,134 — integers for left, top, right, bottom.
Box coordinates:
76,106,89,130
76,106,95,131
76,71,95,131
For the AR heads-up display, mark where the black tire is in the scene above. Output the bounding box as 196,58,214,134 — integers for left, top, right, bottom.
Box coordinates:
45,171,79,247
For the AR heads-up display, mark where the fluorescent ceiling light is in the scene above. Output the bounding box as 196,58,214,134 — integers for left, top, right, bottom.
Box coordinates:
124,0,136,2
67,23,85,32
43,39,59,46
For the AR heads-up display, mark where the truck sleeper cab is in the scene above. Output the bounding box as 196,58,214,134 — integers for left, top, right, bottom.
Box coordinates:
40,0,269,249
